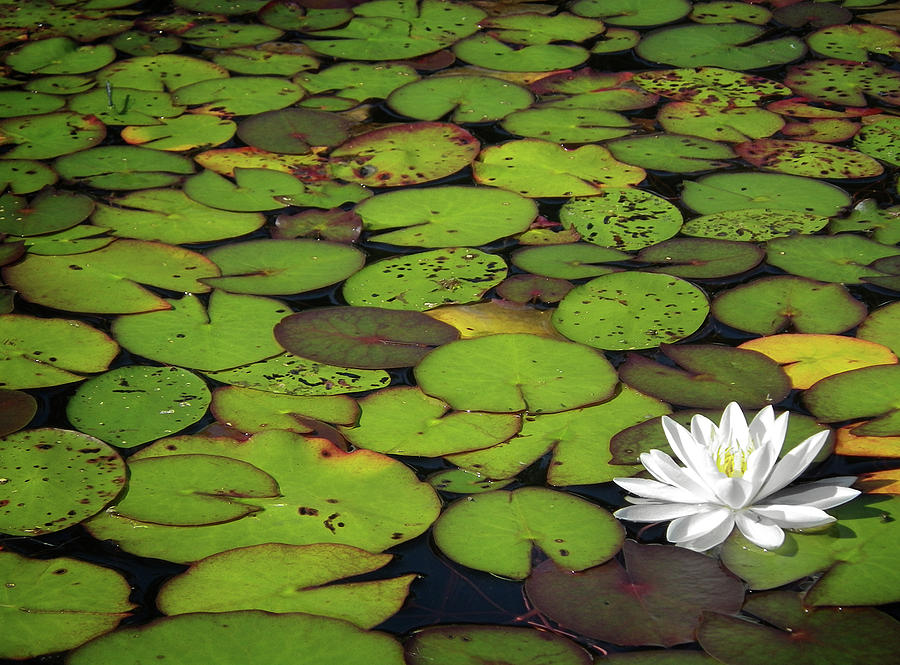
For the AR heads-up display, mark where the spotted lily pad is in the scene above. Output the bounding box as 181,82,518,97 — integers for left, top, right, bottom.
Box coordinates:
415,333,617,414
552,272,709,350
342,247,507,311
120,115,237,152
68,86,186,126
632,67,792,106
618,344,792,408
274,306,459,369
387,75,533,123
0,552,134,660
0,90,65,117
0,112,105,159
853,116,900,166
804,364,900,436
0,428,125,535
806,24,900,61
180,23,284,48
682,209,829,242
502,107,634,143
97,54,229,92
784,59,900,106
658,102,784,142
432,487,623,579
0,159,56,194
735,139,883,178
66,366,212,448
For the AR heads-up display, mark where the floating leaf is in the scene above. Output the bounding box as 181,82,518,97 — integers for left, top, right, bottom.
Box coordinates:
68,86,185,126
784,59,900,106
0,552,134,660
804,364,900,436
453,35,588,72
4,36,116,74
432,487,623,579
0,159,56,194
735,139,883,178
552,272,709,351
496,274,573,304
387,75,533,123
180,23,284,48
66,366,213,448
836,425,900,458
274,208,362,244
210,386,359,434
857,301,900,356
806,24,900,61
97,54,229,92
855,469,900,494
121,115,237,151
634,238,764,279
682,172,850,216
853,116,900,166
172,76,304,116
424,300,563,339
765,234,900,284
427,469,514,494
0,111,105,159
682,209,829,242
511,243,629,279
0,189,94,237
605,134,735,173
657,102,784,143
236,107,350,154
415,333,617,414
572,0,691,26
54,145,195,190
501,107,634,144
295,61,420,103
0,428,125,535
0,389,36,436
17,224,113,256
479,11,606,44
0,90,65,117
525,541,744,647
633,67,791,106
690,1,771,24
711,276,866,335
274,306,459,369
619,344,792,408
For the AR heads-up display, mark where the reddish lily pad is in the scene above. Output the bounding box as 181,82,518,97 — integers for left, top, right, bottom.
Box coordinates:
619,344,792,408
634,238,764,279
236,108,350,154
274,306,459,369
0,389,35,436
525,541,744,647
273,208,362,243
735,139,883,178
781,118,860,143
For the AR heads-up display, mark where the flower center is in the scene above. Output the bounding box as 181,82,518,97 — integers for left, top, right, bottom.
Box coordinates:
714,443,751,477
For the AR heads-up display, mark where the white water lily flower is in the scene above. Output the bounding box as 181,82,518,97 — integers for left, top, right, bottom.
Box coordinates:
613,403,860,552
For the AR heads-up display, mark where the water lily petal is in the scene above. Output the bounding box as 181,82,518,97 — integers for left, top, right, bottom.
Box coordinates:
755,429,830,498
748,504,836,528
613,477,701,503
667,506,733,544
664,416,721,480
764,481,860,509
690,412,719,450
676,518,737,552
640,449,719,502
742,443,778,503
714,476,755,509
734,510,785,550
615,502,707,523
755,408,789,454
719,402,750,452
748,405,775,445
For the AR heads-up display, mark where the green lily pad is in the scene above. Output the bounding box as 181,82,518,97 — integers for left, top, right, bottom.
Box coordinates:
858,301,900,356
111,291,287,372
0,111,105,159
0,314,118,390
540,86,658,112
203,239,364,295
698,591,900,665
525,541,745,647
853,116,900,166
552,272,709,351
453,35,589,72
530,69,633,95
0,389,36,436
329,122,479,187
68,611,405,665
295,62,420,103
342,247,507,311
479,11,606,44
16,224,113,256
735,139,883,178
54,145,195,190
784,59,900,106
0,90,64,117
121,114,237,151
203,353,390,396
92,188,264,244
605,134,735,173
804,364,900,435
511,243,629,279
3,239,218,314
341,386,520,456
85,429,441,561
657,102,784,142
634,238,764,279
259,0,352,31
473,139,645,198
618,343,792,408
637,23,805,69
237,108,349,154
387,75,533,123
0,551,134,660
180,23,284,48
405,625,592,665
432,487,623,579
108,30,182,56
572,0,691,26
353,185,536,247
0,159,56,194
274,306,459,369
682,209,829,241
427,469,514,494
26,74,94,95
68,86,185,126
781,117,860,143
157,543,413,627
807,24,900,61
66,366,212,448
690,1,771,24
720,495,899,606
0,188,94,236
502,107,634,143
682,172,851,216
4,36,116,74
712,276,866,335
0,1,133,43
173,76,304,116
211,46,319,76
414,332,617,414
97,54,229,92
632,67,791,106
765,234,900,284
174,0,269,14
559,188,682,250
0,427,125,535
590,26,641,52
210,386,359,434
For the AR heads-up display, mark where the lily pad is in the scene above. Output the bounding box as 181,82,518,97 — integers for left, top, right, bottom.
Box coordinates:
453,35,589,72
2,239,219,314
274,208,362,244
0,389,36,436
342,247,507,311
211,46,319,76
765,234,900,284
210,386,359,434
681,209,829,242
479,11,606,44
353,185,536,247
341,386,520,456
806,24,900,61
0,188,94,237
0,111,105,159
120,115,237,151
111,291,288,372
711,276,866,335
295,61,420,103
633,238,764,279
85,429,441,561
552,272,709,351
4,36,116,74
68,86,186,126
0,90,65,117
682,172,851,216
606,133,735,173
559,188,682,250
657,102,784,143
66,366,212,448
172,76,304,116
572,0,691,26
414,332,617,414
632,67,792,106
525,541,744,647
0,428,125,535
427,469,514,494
853,116,900,166
618,344,792,408
735,139,883,178
97,54,229,92
0,159,56,194
387,75,533,123
68,611,405,665
473,139,645,198
0,552,134,660
511,243,630,279
108,30,182,56
274,306,459,369
54,145,195,190
690,1,771,24
804,364,900,436
858,301,900,356
496,274,573,304
502,107,634,144
16,224,113,256
784,59,900,106
259,0,353,31
432,487,623,579
157,543,413,628
236,108,350,153
180,23,284,48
